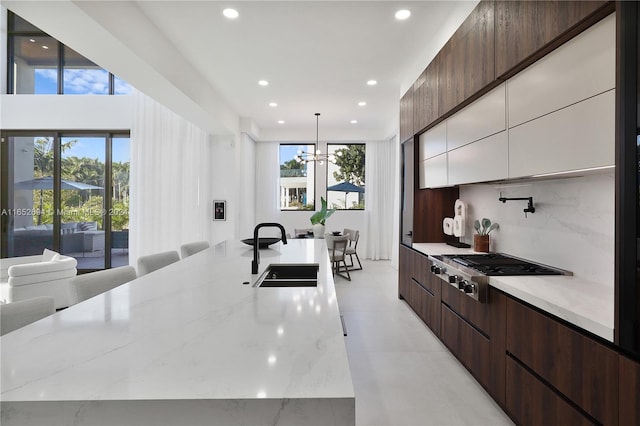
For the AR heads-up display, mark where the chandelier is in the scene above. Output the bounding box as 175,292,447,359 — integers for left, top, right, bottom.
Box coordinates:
294,113,342,165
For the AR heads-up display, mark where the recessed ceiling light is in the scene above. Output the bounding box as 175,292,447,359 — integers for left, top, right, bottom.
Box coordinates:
41,45,49,50
269,102,278,107
277,120,285,124
358,101,367,106
350,120,358,124
223,8,239,19
258,80,269,86
366,80,377,86
29,39,35,43
395,9,411,20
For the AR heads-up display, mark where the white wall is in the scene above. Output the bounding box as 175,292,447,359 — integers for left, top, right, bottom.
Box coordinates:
1,95,132,130
459,171,615,286
235,133,256,241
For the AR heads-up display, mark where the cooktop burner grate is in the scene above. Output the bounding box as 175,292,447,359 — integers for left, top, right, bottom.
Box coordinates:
444,253,565,276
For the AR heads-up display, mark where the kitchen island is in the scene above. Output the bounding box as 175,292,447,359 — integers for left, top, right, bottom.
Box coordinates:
0,239,355,426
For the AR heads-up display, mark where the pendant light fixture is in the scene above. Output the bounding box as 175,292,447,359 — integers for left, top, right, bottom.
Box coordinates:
294,113,341,165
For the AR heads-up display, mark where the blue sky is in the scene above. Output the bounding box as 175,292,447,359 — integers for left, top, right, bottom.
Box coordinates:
34,68,132,95
61,137,130,164
280,144,313,165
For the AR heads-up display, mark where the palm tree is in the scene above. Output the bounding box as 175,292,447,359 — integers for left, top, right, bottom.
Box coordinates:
112,161,130,202
33,138,54,177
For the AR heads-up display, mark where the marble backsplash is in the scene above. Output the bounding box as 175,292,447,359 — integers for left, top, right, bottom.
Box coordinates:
458,171,614,287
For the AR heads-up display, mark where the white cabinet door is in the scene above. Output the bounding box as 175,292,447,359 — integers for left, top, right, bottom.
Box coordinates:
419,154,448,189
448,131,508,185
508,13,615,128
447,83,506,151
418,121,447,161
509,89,614,178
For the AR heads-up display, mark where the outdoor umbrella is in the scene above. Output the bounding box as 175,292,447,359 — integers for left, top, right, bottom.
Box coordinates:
14,176,102,191
327,181,364,208
14,176,102,224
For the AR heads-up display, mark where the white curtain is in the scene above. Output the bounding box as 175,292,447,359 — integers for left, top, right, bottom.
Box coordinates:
364,138,397,260
254,142,281,228
130,90,211,263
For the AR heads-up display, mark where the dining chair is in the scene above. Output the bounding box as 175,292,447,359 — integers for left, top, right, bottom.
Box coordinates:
324,234,351,281
137,251,180,276
71,266,137,303
0,296,55,336
180,241,210,258
294,228,313,238
342,228,362,271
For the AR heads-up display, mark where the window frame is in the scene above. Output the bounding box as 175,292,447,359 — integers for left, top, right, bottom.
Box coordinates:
0,129,130,271
279,143,317,212
7,11,129,95
325,142,366,211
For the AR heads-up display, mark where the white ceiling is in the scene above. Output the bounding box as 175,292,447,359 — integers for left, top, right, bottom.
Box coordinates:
4,1,478,140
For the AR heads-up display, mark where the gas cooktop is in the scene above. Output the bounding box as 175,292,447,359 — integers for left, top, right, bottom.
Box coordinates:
442,253,571,276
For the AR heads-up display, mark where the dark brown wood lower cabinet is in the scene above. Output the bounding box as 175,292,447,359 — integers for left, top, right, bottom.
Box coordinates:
398,245,411,300
619,355,640,424
506,357,593,426
410,279,439,333
440,285,506,406
399,245,442,335
441,304,493,393
506,298,619,425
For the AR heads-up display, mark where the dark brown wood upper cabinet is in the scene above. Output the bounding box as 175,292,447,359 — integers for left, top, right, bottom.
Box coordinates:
495,0,612,78
438,0,495,117
413,58,439,134
399,88,414,143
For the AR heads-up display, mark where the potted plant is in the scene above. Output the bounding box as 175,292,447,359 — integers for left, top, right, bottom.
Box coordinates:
310,197,336,238
473,218,499,252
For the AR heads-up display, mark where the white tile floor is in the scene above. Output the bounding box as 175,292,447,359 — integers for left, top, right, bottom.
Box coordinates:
335,259,513,426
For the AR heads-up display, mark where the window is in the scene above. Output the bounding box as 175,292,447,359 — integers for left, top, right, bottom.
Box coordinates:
326,143,365,210
1,131,130,270
63,46,109,95
12,35,59,94
279,144,315,210
7,12,132,95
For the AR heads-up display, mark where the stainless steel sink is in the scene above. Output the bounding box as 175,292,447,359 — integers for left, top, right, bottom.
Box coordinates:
255,263,319,287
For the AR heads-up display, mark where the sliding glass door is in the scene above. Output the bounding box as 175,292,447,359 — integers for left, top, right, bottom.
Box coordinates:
111,136,130,267
1,132,129,270
59,135,106,268
4,135,57,257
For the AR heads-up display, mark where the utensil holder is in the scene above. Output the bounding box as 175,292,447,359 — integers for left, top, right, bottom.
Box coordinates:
474,234,490,252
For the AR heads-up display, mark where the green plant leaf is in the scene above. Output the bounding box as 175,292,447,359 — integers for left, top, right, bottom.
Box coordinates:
310,197,336,225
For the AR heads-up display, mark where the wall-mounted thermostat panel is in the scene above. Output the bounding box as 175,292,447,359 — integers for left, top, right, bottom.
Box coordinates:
213,200,226,221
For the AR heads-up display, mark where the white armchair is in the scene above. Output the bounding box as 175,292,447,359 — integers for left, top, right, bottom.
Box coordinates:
1,250,78,309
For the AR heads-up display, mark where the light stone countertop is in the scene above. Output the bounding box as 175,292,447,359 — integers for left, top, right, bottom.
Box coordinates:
0,239,355,426
411,243,614,342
